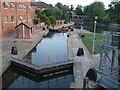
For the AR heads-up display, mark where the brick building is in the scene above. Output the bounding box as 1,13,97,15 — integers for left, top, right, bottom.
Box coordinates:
0,0,35,37
56,20,65,26
15,22,34,39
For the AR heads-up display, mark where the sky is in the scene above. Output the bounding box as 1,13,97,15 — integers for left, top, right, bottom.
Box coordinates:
36,0,113,9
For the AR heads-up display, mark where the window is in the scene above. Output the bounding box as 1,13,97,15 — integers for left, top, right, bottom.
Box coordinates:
3,2,9,8
28,16,31,20
22,5,26,9
4,16,8,23
18,16,23,21
60,22,62,25
10,2,14,9
18,4,22,9
28,6,31,10
11,16,14,22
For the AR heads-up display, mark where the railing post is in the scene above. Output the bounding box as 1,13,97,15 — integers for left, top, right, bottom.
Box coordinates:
83,77,89,90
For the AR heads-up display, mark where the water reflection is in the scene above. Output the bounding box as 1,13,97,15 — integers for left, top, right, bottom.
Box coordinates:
2,66,73,88
24,31,68,67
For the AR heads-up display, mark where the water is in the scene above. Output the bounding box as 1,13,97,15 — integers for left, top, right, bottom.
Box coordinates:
2,66,74,88
2,31,74,89
24,31,68,67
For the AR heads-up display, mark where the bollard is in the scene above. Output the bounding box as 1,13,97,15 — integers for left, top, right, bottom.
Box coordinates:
83,77,89,90
70,28,73,31
68,26,71,29
11,46,18,55
77,48,84,56
81,34,84,38
67,34,69,37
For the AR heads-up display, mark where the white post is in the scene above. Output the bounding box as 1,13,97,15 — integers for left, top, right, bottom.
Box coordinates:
80,22,83,34
92,16,98,54
23,25,25,38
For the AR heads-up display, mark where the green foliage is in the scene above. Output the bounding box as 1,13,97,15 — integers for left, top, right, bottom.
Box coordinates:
35,9,60,25
107,1,120,24
33,18,40,24
75,5,83,15
55,2,63,9
35,2,71,25
55,2,71,23
84,1,105,20
62,5,70,12
49,16,57,25
62,12,70,23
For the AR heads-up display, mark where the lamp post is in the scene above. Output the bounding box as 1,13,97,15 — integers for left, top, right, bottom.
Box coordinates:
92,16,98,54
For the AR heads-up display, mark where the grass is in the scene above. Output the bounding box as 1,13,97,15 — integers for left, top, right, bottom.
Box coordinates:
80,32,104,54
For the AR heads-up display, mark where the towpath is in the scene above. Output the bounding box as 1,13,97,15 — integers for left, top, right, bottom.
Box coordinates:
69,28,100,88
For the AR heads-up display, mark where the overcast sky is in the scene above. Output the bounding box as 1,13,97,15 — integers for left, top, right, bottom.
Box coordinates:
36,0,113,9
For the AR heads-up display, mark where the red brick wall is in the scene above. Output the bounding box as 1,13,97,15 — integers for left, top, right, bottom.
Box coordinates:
16,25,23,38
56,20,65,26
24,26,30,39
1,0,35,37
16,24,33,39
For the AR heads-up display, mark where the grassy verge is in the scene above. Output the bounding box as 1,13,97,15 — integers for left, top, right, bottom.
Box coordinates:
80,32,104,54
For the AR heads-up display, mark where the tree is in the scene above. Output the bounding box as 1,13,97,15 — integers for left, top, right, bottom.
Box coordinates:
35,2,71,25
55,2,63,9
107,1,120,23
62,5,69,12
62,12,70,23
49,16,57,25
33,18,40,24
84,1,105,20
75,5,83,15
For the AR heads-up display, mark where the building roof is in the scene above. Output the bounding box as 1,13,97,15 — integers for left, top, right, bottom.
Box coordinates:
15,22,34,29
31,2,53,8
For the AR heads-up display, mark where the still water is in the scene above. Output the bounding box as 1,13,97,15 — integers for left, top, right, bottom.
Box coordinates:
2,31,74,89
24,31,68,67
2,66,73,88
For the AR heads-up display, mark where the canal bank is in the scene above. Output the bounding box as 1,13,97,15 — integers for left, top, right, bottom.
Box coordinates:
1,22,75,76
2,28,75,89
69,28,100,88
1,29,49,76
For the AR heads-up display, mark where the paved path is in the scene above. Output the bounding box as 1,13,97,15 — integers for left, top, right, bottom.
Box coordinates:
69,28,100,88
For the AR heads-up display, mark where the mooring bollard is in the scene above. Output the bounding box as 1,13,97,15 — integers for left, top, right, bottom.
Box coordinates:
70,28,73,31
11,46,18,55
77,48,84,56
83,77,89,90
